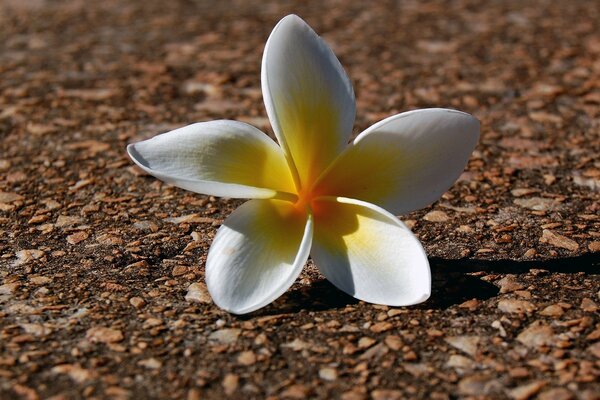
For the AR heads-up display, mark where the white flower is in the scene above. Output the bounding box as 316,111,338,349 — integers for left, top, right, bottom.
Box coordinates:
127,15,479,314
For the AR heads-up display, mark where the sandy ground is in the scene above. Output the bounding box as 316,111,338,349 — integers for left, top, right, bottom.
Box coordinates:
0,1,598,399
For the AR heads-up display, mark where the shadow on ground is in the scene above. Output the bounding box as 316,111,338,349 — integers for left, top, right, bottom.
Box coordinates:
248,253,599,317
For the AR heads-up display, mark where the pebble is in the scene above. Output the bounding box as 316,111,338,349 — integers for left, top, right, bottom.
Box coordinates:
537,388,574,400
0,191,23,203
56,215,84,227
138,358,162,369
588,342,600,358
52,364,95,383
129,297,145,309
358,337,376,349
0,282,20,295
446,354,474,370
371,389,403,400
13,249,45,266
318,367,338,381
445,336,480,356
237,351,256,366
496,275,525,293
280,384,309,399
498,299,536,314
507,381,546,400
513,197,556,211
370,321,393,333
185,282,212,304
86,327,124,344
208,329,241,345
540,229,579,251
516,322,554,348
423,210,450,222
539,304,564,317
67,231,89,244
384,335,403,351
222,373,239,396
580,298,598,312
457,374,500,396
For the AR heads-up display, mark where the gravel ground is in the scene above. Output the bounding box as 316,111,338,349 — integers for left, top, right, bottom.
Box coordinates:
0,1,599,399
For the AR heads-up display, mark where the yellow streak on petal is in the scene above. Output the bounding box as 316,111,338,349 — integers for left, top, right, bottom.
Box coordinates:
196,132,296,194
313,142,401,205
273,76,343,190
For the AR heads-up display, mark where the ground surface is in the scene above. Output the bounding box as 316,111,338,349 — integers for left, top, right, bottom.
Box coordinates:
0,0,599,399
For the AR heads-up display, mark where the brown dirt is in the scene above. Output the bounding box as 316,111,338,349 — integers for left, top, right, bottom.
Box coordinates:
0,1,598,399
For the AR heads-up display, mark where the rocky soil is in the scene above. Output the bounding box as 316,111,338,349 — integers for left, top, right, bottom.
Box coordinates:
0,0,598,399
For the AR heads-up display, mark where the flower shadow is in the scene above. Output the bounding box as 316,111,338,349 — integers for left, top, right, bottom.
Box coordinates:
247,252,599,317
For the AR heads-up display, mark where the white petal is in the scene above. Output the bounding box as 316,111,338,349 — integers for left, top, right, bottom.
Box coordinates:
127,120,296,199
262,14,355,188
314,108,479,215
206,199,312,314
311,196,430,306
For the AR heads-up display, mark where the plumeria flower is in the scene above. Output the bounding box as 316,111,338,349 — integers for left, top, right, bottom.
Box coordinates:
127,15,479,314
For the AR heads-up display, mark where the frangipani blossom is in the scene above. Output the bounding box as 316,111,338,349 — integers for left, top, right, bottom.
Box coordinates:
127,15,479,314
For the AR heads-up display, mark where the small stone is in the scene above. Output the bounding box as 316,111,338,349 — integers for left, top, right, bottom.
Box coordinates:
185,282,211,304
539,304,564,317
67,231,89,245
0,191,24,203
498,299,536,314
511,188,539,197
358,337,376,349
508,381,546,400
138,358,162,369
166,214,216,224
222,374,239,396
516,322,554,348
340,388,366,400
423,210,450,222
20,323,51,337
187,389,201,400
496,275,525,293
280,384,309,399
56,215,84,227
447,354,474,369
359,343,388,360
0,282,20,295
370,322,393,333
86,327,124,344
581,240,600,252
29,275,52,285
445,336,480,356
237,351,256,366
319,367,337,381
588,342,600,358
459,299,480,310
281,338,310,351
129,297,145,309
13,249,45,266
540,229,579,251
384,335,403,351
371,389,403,400
514,197,556,211
52,364,95,383
172,265,188,277
580,298,598,312
537,388,574,400
208,328,241,345
457,374,499,396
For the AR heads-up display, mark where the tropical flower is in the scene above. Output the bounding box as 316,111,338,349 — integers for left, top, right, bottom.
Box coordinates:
127,14,479,314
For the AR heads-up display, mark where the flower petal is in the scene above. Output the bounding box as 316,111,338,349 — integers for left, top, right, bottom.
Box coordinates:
206,199,312,314
314,108,480,215
311,196,430,306
127,120,296,199
262,14,355,188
